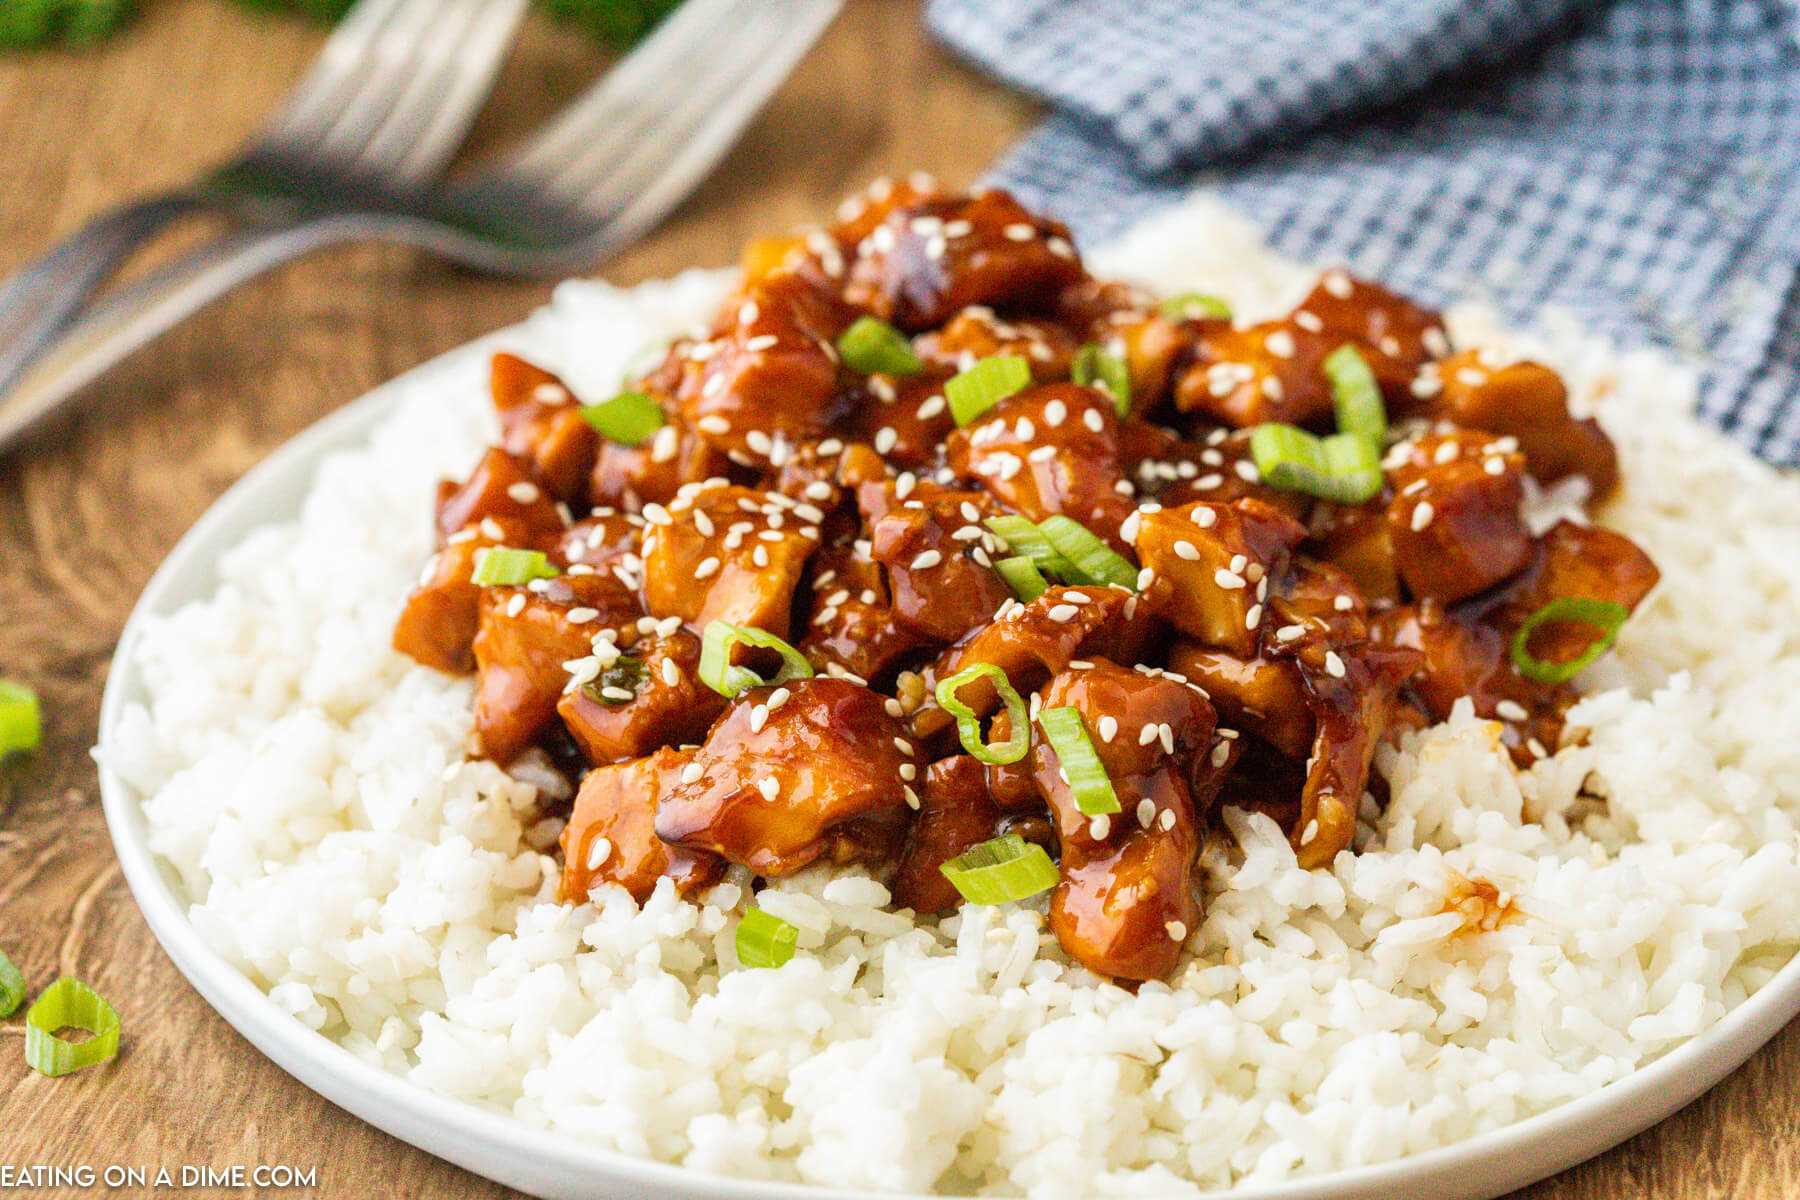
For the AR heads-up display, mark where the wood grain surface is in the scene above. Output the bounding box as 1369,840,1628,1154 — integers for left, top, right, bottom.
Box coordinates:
0,2,1792,1196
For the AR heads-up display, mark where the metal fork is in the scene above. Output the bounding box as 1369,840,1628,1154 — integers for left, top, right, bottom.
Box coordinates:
0,0,529,411
0,0,842,453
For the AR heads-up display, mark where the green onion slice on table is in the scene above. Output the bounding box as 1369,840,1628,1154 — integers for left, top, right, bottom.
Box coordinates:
1071,344,1131,416
0,948,24,1018
939,834,1059,906
1159,292,1232,321
1249,424,1384,506
994,555,1050,602
735,908,799,968
1037,707,1120,815
935,663,1030,766
946,355,1030,426
1510,597,1631,684
837,316,922,377
698,622,814,699
1323,344,1386,444
24,978,120,1077
579,390,665,444
470,547,559,587
0,680,41,758
1037,516,1139,590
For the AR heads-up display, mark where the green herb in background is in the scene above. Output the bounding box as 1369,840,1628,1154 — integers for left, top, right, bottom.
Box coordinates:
0,0,137,48
1,0,679,50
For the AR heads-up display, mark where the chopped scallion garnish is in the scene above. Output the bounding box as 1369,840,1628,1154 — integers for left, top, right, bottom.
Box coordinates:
1037,516,1139,590
994,555,1049,602
1509,597,1630,684
946,355,1030,426
1324,344,1385,444
698,621,814,699
1160,292,1232,321
24,977,119,1077
470,547,559,587
837,315,922,377
935,663,1030,766
1248,424,1384,505
0,680,41,758
984,515,1076,579
1038,707,1120,815
0,948,24,1018
939,834,1059,906
1071,344,1131,416
735,908,799,968
579,390,665,444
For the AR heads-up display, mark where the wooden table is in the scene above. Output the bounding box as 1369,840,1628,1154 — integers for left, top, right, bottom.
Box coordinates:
0,3,1793,1196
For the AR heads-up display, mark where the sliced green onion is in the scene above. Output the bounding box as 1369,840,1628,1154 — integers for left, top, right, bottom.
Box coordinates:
1160,292,1232,321
935,663,1030,766
1249,424,1384,505
698,621,815,699
582,657,646,705
984,515,1076,579
1071,343,1131,416
1038,707,1120,815
0,680,41,758
946,354,1030,426
735,908,799,968
579,390,665,445
1509,597,1630,684
1038,515,1139,590
470,547,559,587
0,948,24,1018
939,834,1060,906
837,315,922,377
24,978,119,1077
994,555,1049,602
1324,343,1385,444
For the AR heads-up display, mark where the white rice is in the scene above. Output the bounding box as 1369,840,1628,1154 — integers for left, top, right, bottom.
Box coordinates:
100,194,1800,1197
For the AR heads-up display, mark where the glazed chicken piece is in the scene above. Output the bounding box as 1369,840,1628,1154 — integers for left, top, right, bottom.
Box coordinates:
915,307,1080,382
891,754,1007,914
1291,271,1449,404
1423,351,1619,495
846,363,958,471
1310,501,1401,603
471,571,640,764
1122,424,1311,523
1170,643,1312,759
1107,311,1210,413
798,543,924,683
554,509,645,577
677,270,854,468
1175,317,1337,429
844,189,1087,332
589,419,735,513
489,352,599,504
394,516,534,674
1481,519,1661,656
435,446,568,544
556,631,725,765
1030,660,1220,981
1133,498,1307,657
558,746,725,903
640,483,820,638
862,480,1012,643
946,383,1137,553
1383,430,1532,603
655,677,919,876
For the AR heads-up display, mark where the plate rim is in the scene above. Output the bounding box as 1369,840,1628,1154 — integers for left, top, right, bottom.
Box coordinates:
96,323,1800,1200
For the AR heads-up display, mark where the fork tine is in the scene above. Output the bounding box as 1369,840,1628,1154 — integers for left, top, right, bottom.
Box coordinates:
259,0,411,144
349,0,531,187
550,0,839,219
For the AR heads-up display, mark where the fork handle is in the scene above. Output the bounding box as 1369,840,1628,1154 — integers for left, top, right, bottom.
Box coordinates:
0,217,361,453
0,192,220,400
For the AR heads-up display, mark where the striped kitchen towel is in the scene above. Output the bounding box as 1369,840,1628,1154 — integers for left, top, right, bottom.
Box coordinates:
927,0,1800,466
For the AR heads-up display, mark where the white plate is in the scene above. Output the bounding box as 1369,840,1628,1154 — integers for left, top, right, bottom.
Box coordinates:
98,326,1800,1200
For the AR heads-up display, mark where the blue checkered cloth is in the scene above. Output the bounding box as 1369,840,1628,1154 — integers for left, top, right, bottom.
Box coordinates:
926,0,1800,466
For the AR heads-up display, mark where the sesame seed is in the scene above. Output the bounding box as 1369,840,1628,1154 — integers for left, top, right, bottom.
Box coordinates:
1173,540,1201,561
1277,624,1305,643
1165,920,1187,942
585,837,613,871
899,762,917,782
1159,808,1178,832
1496,700,1529,722
695,557,720,579
1293,310,1324,333
642,503,673,526
1299,818,1319,845
874,426,899,454
1235,459,1260,483
1528,737,1549,758
1456,367,1487,387
507,481,541,504
1083,408,1105,433
1194,507,1218,528
1244,604,1262,629
745,429,774,457
1210,741,1231,769
1324,651,1346,678
1136,798,1156,828
1004,222,1035,241
1214,568,1246,589
1265,330,1296,359
1424,327,1451,357
752,546,769,567
1096,715,1118,743
1088,814,1111,839
601,685,634,702
1322,271,1353,299
745,333,778,352
884,698,905,719
757,776,779,800
1434,440,1461,464
1412,501,1435,532
660,658,682,687
1159,723,1175,754
904,786,921,810
1485,456,1507,475
504,593,527,618
910,550,943,571
1138,724,1160,747
680,762,704,784
894,737,914,755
